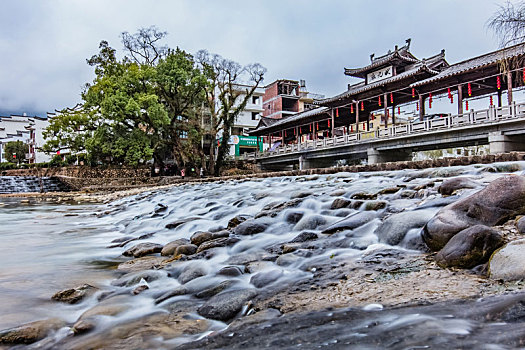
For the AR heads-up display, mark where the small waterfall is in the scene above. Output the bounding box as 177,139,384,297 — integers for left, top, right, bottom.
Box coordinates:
0,176,70,193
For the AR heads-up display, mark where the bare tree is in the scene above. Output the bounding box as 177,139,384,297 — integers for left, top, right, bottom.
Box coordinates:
196,50,265,176
488,1,525,47
121,26,169,65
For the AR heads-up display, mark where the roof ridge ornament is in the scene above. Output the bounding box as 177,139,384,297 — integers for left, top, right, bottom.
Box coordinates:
406,38,411,49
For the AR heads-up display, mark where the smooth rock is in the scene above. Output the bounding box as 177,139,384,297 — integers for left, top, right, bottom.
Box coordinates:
351,192,377,200
196,236,240,253
375,210,436,246
52,284,97,304
178,264,207,284
161,239,190,256
284,211,304,224
197,289,257,321
111,270,165,287
331,198,352,210
364,200,387,211
0,318,65,344
435,225,504,268
195,280,236,299
234,220,270,236
217,266,244,277
294,215,327,231
227,215,251,229
490,239,525,280
290,231,319,243
250,269,284,288
117,256,165,273
322,211,377,234
423,176,525,251
165,217,199,229
438,177,480,196
175,244,198,256
190,231,213,246
123,242,163,258
517,217,525,234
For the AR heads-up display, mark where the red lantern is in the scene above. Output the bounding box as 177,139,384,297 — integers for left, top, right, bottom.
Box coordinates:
378,96,382,107
466,101,469,110
412,88,415,98
316,123,319,131
294,128,296,135
416,101,419,111
390,93,394,104
351,104,354,113
447,87,451,99
351,125,353,132
467,83,472,97
310,124,312,132
450,94,454,103
429,93,433,103
523,68,525,83
300,127,302,134
361,101,364,111
490,95,493,106
328,119,330,128
336,108,339,117
398,107,400,115
497,75,501,89
285,130,287,137
363,123,366,130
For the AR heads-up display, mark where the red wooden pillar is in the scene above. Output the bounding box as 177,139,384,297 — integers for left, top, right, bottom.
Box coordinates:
458,85,464,115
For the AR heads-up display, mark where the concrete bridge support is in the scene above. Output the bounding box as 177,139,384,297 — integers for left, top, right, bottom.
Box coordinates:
299,156,335,170
367,148,412,165
488,132,525,154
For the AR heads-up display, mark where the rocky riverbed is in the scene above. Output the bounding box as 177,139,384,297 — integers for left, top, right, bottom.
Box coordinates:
3,162,525,349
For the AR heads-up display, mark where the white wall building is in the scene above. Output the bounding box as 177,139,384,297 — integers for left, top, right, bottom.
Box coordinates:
0,114,51,163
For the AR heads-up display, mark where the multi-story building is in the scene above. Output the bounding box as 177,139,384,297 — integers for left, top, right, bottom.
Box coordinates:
0,114,51,163
262,79,324,120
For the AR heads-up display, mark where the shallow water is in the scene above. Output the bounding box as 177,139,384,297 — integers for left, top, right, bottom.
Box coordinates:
1,162,525,348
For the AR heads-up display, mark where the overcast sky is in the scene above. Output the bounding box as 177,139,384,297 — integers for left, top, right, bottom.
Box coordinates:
0,0,518,116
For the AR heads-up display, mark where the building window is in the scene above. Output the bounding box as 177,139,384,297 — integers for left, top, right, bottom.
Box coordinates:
179,131,188,139
252,96,259,104
251,112,259,120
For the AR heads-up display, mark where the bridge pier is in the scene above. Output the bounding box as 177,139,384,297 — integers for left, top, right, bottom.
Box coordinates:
488,132,525,154
299,155,334,170
367,148,412,164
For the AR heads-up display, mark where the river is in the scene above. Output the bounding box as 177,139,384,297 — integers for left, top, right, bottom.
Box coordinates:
1,162,525,349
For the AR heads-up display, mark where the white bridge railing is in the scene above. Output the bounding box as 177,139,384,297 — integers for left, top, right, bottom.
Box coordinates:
241,101,525,160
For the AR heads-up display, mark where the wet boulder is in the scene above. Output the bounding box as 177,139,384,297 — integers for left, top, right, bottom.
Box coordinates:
438,177,480,196
375,210,436,246
322,211,377,234
52,284,97,304
0,318,65,345
195,280,237,299
364,200,387,211
190,231,213,246
217,266,244,277
123,242,163,258
250,269,284,288
290,231,318,243
196,236,240,253
117,256,165,273
516,217,525,234
284,210,304,224
165,217,200,229
197,289,257,321
234,220,270,236
423,175,525,251
489,239,525,281
175,244,198,256
435,225,504,269
111,270,165,287
331,198,352,209
294,214,327,231
227,215,252,229
178,264,207,284
161,238,190,256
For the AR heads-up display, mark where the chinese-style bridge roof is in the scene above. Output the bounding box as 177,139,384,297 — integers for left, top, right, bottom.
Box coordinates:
249,107,329,135
318,49,448,106
344,40,419,78
411,42,525,88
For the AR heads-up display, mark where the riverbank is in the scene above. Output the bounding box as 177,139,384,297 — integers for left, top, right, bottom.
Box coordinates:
2,161,525,348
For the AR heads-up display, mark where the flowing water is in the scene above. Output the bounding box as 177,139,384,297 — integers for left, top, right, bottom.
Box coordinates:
0,176,70,194
1,162,525,349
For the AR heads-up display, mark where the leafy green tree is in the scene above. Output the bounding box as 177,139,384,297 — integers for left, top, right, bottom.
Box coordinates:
196,50,265,176
4,141,29,164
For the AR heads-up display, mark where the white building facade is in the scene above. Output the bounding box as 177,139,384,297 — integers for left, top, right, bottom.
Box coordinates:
0,114,51,163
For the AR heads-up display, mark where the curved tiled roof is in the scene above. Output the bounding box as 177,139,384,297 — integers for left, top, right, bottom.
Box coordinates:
249,107,329,135
344,46,418,78
318,64,439,105
411,42,525,87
